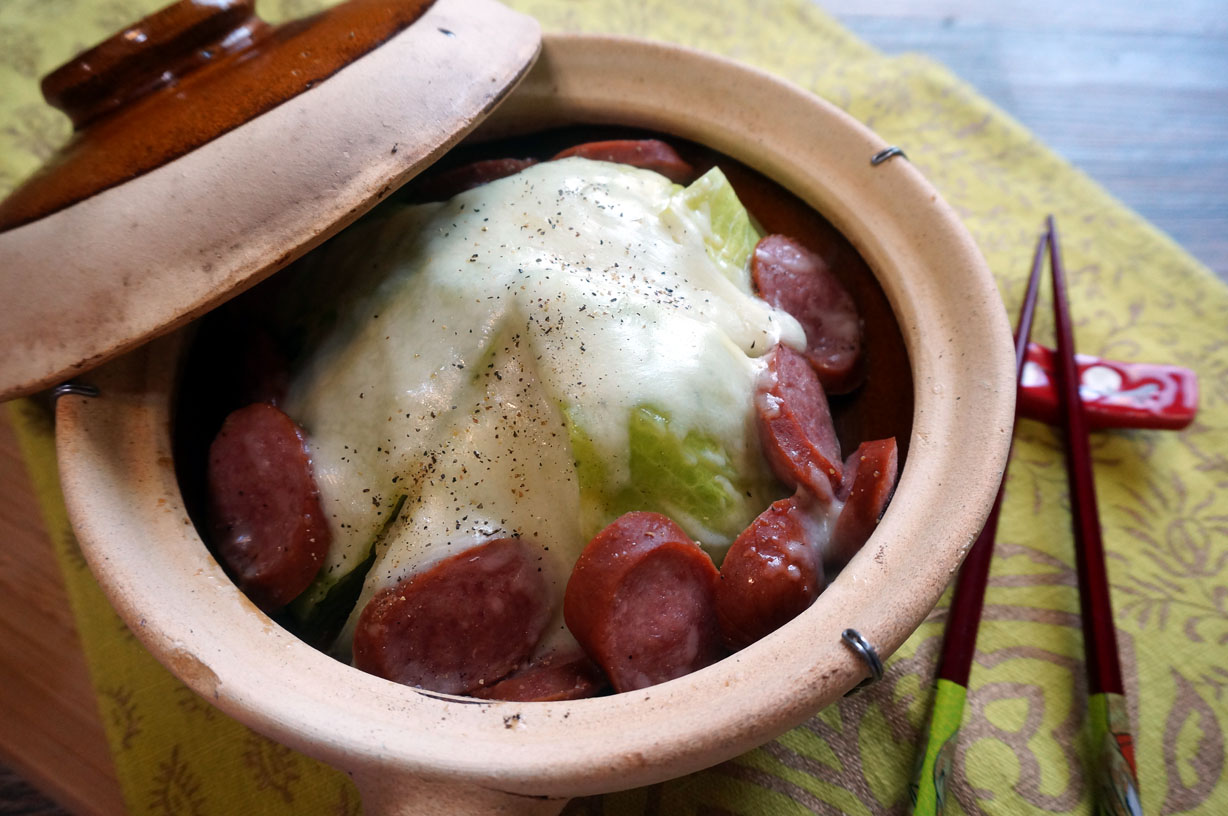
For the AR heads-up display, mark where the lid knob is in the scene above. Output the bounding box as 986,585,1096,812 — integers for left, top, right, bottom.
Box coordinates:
41,0,269,130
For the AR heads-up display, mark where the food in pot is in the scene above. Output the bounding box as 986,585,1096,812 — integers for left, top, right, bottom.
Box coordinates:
563,511,724,694
714,495,823,652
196,138,900,700
207,402,331,610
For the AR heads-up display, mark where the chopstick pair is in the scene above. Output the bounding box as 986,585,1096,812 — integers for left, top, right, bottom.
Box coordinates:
908,218,1142,816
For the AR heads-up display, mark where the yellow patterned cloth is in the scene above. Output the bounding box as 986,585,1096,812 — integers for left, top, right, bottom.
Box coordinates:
3,0,1227,814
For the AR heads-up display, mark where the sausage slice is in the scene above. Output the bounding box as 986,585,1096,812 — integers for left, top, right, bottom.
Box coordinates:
829,438,899,570
552,139,696,184
715,497,824,651
564,512,724,693
207,402,331,612
352,538,551,695
414,158,539,201
757,343,844,497
752,234,864,394
471,649,609,702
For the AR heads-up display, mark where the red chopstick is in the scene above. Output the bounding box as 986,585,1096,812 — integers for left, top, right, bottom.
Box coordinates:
908,228,1047,814
1047,216,1142,814
937,231,1046,686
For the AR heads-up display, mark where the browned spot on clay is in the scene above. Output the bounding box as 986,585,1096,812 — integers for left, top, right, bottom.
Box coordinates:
167,648,221,699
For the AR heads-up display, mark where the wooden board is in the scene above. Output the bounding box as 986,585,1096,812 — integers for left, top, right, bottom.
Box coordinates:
0,410,124,815
824,0,1228,278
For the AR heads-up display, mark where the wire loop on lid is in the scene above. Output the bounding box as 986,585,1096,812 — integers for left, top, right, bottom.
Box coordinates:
870,146,907,166
841,628,883,694
51,382,100,400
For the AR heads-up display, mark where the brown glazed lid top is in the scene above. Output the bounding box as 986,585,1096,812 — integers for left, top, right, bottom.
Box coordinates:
0,0,541,400
1,0,434,230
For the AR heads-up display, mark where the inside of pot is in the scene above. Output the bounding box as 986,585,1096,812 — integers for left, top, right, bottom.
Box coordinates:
171,126,915,703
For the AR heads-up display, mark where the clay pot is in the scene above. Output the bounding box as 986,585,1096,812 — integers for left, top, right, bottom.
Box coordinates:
38,9,1012,816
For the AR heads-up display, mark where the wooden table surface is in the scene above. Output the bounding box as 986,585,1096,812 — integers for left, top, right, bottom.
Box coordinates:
826,0,1228,279
1,1,1225,813
0,409,123,816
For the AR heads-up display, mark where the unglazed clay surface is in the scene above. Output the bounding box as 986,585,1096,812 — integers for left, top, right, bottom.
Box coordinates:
54,34,1015,815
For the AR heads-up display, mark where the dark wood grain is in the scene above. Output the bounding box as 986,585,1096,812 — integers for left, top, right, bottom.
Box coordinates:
824,0,1228,279
0,411,124,816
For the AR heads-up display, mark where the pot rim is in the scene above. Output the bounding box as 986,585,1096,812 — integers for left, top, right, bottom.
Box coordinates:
55,32,1015,798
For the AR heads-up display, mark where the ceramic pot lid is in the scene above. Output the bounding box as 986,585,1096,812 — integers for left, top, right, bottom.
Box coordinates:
0,0,540,401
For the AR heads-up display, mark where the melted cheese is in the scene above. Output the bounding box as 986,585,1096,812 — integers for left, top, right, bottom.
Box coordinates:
281,159,805,649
